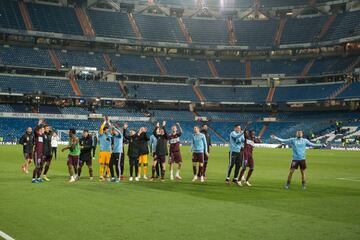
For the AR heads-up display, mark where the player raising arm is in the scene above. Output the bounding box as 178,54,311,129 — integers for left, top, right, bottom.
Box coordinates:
98,116,112,181
151,121,169,181
191,126,208,183
226,124,244,185
168,122,183,180
271,131,325,189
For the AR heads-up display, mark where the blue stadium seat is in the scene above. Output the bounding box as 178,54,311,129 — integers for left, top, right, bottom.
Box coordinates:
0,75,75,97
280,16,328,44
324,11,360,41
272,83,342,102
0,0,25,30
200,85,269,103
233,19,278,47
182,18,229,45
55,50,107,70
27,2,83,35
109,54,160,76
160,57,212,78
88,9,135,39
126,82,198,102
134,14,186,43
76,80,123,98
0,46,54,69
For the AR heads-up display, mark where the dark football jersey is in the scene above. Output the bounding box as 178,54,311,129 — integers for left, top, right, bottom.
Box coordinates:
169,132,181,153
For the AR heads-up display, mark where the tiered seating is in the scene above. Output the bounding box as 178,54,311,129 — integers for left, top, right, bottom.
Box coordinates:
182,18,229,45
309,56,357,76
134,14,185,43
160,57,211,78
55,50,107,70
109,54,160,76
260,0,309,8
280,16,328,44
0,75,74,97
0,46,53,69
26,2,82,35
338,82,360,99
60,107,91,115
38,105,61,114
324,11,360,41
272,83,342,102
126,82,198,101
233,19,278,47
88,10,135,39
251,58,308,77
0,0,25,30
11,104,33,113
96,107,145,117
197,111,264,122
214,59,246,78
0,104,14,112
150,110,194,121
200,85,269,103
76,80,123,98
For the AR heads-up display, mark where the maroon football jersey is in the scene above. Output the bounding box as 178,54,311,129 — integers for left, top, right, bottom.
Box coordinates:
168,132,181,153
34,133,44,155
243,138,255,158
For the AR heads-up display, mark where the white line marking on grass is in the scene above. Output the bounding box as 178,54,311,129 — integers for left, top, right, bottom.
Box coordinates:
336,177,360,182
0,231,15,240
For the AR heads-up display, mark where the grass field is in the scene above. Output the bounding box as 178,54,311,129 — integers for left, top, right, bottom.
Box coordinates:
0,145,359,240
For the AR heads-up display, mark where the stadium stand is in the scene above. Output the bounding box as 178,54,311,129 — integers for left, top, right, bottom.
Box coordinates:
55,50,108,70
338,82,360,99
0,46,54,69
126,82,198,101
134,14,186,43
272,83,342,102
251,58,308,77
213,59,246,78
280,16,328,45
95,107,145,118
0,0,26,30
0,75,75,97
200,85,269,103
324,10,360,41
182,18,229,45
38,105,62,114
160,57,212,78
233,19,278,47
76,80,123,98
88,9,136,39
26,2,83,35
109,54,160,76
0,104,14,112
60,106,91,115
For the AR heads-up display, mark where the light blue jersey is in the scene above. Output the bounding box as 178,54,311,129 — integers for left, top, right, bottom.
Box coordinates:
229,131,245,153
149,135,157,153
191,133,208,154
112,128,123,154
99,133,112,152
274,137,322,160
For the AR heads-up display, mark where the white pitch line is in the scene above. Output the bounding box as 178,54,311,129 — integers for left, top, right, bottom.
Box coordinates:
0,231,15,240
336,178,360,182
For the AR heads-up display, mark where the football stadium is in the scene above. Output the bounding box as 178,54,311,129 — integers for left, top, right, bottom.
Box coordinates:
0,0,359,239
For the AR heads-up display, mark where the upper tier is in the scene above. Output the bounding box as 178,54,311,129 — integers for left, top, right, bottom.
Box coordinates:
0,0,359,48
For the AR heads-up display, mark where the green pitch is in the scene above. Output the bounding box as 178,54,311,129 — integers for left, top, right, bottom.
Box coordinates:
0,145,359,240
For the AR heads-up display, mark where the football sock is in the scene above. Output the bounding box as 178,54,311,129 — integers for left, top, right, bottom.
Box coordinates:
203,162,208,176
192,166,197,175
89,167,93,177
246,169,253,181
43,165,50,175
152,166,156,178
143,164,148,176
99,165,104,177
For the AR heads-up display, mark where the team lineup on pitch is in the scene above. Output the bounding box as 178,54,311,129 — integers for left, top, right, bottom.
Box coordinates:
18,116,327,189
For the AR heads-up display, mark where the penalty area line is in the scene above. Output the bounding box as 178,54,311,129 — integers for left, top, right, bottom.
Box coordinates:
0,231,15,240
336,178,360,182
